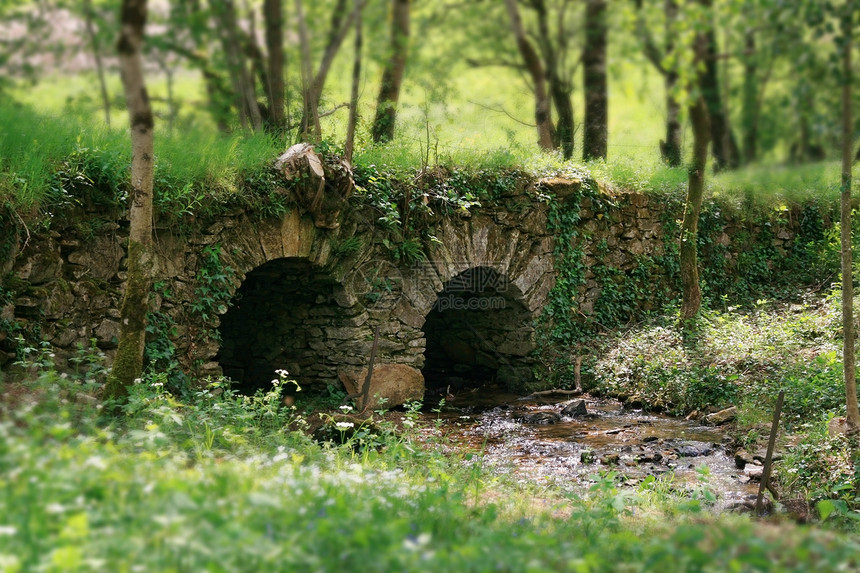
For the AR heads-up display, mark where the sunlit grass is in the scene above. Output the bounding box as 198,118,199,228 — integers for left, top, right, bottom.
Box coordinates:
1,372,859,571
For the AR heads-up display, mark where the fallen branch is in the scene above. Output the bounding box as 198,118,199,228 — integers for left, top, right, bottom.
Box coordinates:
520,388,583,400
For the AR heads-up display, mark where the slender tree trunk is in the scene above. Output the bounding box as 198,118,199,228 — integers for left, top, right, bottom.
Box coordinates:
551,83,575,160
662,0,682,166
214,0,262,131
699,0,739,171
105,0,154,401
264,0,285,131
371,0,410,143
83,0,111,127
680,95,711,321
840,0,860,431
504,0,554,151
345,0,362,163
533,0,571,158
741,29,758,164
663,71,683,166
295,0,320,141
583,0,608,161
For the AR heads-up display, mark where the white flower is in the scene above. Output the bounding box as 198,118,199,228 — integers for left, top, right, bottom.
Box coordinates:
275,369,289,377
45,503,65,514
339,405,353,413
403,533,432,551
0,526,17,536
335,422,354,430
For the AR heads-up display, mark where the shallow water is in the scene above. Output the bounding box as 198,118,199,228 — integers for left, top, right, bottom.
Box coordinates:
425,387,760,512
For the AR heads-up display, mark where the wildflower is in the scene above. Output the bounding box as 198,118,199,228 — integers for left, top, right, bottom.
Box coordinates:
0,526,17,536
151,382,164,388
335,422,355,430
45,503,65,514
275,369,289,377
403,532,432,551
339,405,353,413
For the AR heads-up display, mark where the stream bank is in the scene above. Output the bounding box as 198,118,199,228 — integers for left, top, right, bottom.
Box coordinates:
422,387,767,513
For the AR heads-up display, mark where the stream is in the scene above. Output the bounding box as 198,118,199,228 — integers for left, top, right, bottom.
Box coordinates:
426,387,762,512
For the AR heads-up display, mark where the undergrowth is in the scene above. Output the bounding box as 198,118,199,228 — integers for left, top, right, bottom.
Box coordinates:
1,367,859,571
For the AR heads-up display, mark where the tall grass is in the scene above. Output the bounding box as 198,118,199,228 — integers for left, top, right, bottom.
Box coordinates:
1,371,859,571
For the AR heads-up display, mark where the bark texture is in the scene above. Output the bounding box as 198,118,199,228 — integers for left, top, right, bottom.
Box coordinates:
583,0,608,161
504,0,554,150
371,0,411,143
680,95,711,321
345,0,362,163
105,0,154,401
699,0,739,171
213,0,262,131
840,0,860,431
83,0,111,127
264,0,286,130
295,0,320,140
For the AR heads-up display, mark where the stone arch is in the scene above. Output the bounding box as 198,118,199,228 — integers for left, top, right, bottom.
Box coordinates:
421,266,537,390
215,256,369,396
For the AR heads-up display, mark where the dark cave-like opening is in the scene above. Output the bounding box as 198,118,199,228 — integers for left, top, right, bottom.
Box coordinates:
216,257,360,396
421,267,535,392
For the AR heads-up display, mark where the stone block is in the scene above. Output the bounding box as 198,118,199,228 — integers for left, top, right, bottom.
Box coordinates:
338,363,425,410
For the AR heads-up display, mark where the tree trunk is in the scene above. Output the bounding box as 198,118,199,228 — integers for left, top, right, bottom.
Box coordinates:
504,0,554,151
840,0,860,432
264,0,285,131
583,0,608,161
105,0,155,401
214,0,262,131
699,0,739,171
371,0,410,143
551,82,575,160
295,0,320,141
741,29,758,164
680,94,711,321
532,0,571,158
662,0,682,166
83,0,111,127
663,70,682,166
345,0,362,163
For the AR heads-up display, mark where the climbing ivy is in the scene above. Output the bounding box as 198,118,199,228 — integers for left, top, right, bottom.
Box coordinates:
144,281,188,394
190,244,235,326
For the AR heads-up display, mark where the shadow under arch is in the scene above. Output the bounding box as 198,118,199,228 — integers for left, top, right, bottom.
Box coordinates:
421,266,537,393
216,256,367,396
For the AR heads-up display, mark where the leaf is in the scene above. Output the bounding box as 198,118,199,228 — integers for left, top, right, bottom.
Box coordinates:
817,499,836,521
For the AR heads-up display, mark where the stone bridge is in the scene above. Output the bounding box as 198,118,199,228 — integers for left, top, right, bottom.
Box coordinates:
210,179,567,402
2,170,807,405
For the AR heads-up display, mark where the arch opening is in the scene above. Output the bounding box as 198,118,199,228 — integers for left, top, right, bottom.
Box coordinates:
216,257,367,396
421,267,536,392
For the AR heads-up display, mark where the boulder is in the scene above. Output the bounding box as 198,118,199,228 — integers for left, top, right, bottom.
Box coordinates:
338,363,424,411
561,399,588,417
518,411,561,425
705,406,737,425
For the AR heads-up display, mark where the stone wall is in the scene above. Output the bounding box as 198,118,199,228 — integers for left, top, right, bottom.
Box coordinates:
0,175,819,401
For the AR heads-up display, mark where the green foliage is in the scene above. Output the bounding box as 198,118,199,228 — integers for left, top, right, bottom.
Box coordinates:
190,244,235,325
779,420,860,523
144,281,187,395
590,297,844,416
4,365,860,570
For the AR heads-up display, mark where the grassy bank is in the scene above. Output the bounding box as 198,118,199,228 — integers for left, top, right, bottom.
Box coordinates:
1,96,854,224
586,292,860,519
1,370,859,572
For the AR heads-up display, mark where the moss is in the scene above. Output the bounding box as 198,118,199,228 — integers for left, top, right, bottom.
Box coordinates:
103,240,152,402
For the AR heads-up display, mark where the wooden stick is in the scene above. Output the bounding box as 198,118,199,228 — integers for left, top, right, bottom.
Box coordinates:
359,325,380,412
756,390,784,516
